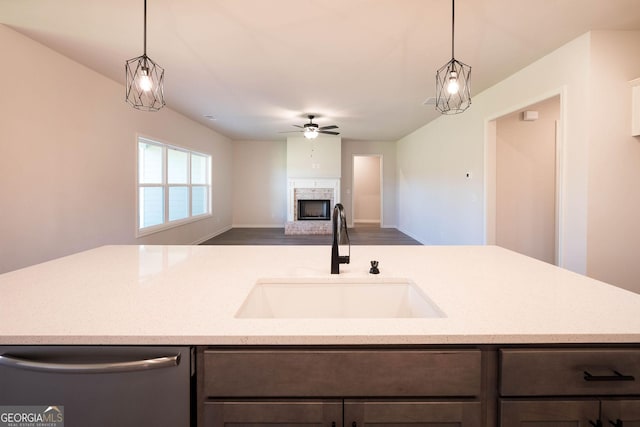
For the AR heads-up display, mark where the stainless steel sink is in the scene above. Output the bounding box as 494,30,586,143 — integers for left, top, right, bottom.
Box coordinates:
235,278,445,319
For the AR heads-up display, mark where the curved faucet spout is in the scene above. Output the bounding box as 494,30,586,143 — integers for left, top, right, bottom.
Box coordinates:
331,203,350,274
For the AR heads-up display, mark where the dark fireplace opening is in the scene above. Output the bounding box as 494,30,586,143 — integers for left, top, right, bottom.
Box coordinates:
298,199,331,221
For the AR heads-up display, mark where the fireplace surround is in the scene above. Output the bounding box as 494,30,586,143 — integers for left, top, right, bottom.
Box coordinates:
285,178,340,235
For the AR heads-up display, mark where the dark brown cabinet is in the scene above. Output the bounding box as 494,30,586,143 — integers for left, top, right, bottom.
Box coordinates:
500,349,640,397
499,349,640,427
500,399,600,426
204,399,342,427
601,400,640,426
197,346,640,427
201,348,482,397
500,399,640,426
345,400,482,427
203,399,483,427
198,348,485,427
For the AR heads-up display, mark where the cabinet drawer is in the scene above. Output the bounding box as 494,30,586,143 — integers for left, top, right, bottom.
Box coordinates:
499,399,600,426
500,349,640,396
203,399,342,427
203,349,481,397
345,399,482,427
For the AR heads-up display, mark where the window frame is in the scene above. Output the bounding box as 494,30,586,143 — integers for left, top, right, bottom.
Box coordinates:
136,135,212,237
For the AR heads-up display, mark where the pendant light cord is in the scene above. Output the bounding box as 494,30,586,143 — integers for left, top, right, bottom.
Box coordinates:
451,0,455,59
143,0,147,56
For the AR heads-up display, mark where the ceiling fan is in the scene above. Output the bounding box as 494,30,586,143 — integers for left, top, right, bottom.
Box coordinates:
281,115,340,139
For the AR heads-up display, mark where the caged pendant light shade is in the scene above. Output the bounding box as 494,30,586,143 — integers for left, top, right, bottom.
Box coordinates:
435,0,471,114
125,0,165,111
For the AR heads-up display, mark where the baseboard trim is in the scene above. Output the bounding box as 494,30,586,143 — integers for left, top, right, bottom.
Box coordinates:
348,223,399,229
191,225,233,245
396,226,426,245
231,224,284,228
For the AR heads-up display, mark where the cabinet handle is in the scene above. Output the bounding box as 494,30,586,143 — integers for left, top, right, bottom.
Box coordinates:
352,423,357,427
331,423,336,427
609,420,623,427
583,370,635,382
590,420,603,427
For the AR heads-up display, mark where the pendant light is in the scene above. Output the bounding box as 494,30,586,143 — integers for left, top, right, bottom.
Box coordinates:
125,0,165,111
435,0,471,114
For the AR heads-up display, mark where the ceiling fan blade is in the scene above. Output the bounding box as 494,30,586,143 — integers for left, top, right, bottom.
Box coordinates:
319,131,340,135
319,125,338,130
278,130,303,134
292,125,304,128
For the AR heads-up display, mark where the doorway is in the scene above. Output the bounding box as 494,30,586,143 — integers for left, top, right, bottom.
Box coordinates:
352,155,382,227
487,95,561,265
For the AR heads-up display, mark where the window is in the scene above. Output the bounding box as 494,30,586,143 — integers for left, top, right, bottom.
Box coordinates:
137,137,211,235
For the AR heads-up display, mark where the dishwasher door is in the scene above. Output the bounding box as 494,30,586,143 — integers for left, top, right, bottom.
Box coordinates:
0,346,191,427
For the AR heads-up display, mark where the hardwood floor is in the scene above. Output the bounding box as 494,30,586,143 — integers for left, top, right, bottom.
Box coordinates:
201,223,421,246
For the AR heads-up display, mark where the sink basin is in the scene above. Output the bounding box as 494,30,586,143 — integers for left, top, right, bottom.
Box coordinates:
235,278,445,319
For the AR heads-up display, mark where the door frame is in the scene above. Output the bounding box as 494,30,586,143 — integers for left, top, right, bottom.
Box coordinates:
484,90,566,267
351,154,384,227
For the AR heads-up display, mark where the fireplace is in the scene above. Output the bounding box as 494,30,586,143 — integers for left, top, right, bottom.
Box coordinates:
285,178,339,235
298,199,330,221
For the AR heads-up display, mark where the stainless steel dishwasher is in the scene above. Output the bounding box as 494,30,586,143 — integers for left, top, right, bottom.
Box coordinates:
0,346,192,427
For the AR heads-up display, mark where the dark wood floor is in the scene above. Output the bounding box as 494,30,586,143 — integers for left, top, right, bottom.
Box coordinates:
201,224,421,246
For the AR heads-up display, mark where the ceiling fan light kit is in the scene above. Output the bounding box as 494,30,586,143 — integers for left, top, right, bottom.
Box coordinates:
435,0,472,114
304,127,319,139
125,0,165,111
281,115,340,139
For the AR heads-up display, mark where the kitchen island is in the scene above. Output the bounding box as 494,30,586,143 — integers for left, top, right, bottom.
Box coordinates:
0,244,638,345
2,245,640,427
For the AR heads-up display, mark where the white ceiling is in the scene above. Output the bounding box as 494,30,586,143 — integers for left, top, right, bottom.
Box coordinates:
2,0,640,141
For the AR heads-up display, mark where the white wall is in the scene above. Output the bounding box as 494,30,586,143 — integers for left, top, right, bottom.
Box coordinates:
396,110,487,245
231,138,398,228
232,140,287,227
397,33,591,276
340,140,398,227
0,25,233,273
286,136,341,178
586,31,640,292
397,30,640,293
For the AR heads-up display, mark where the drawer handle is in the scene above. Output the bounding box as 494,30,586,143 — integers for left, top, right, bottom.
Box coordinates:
590,421,603,427
583,370,635,382
609,420,623,427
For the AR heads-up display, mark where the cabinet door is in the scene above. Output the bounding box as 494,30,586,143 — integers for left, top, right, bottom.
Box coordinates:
203,399,342,427
601,399,640,427
344,399,482,427
500,400,599,427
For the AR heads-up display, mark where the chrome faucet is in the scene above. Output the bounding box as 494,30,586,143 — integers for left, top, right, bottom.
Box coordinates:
331,203,350,274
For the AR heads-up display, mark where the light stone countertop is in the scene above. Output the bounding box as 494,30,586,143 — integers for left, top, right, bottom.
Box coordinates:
1,245,639,345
